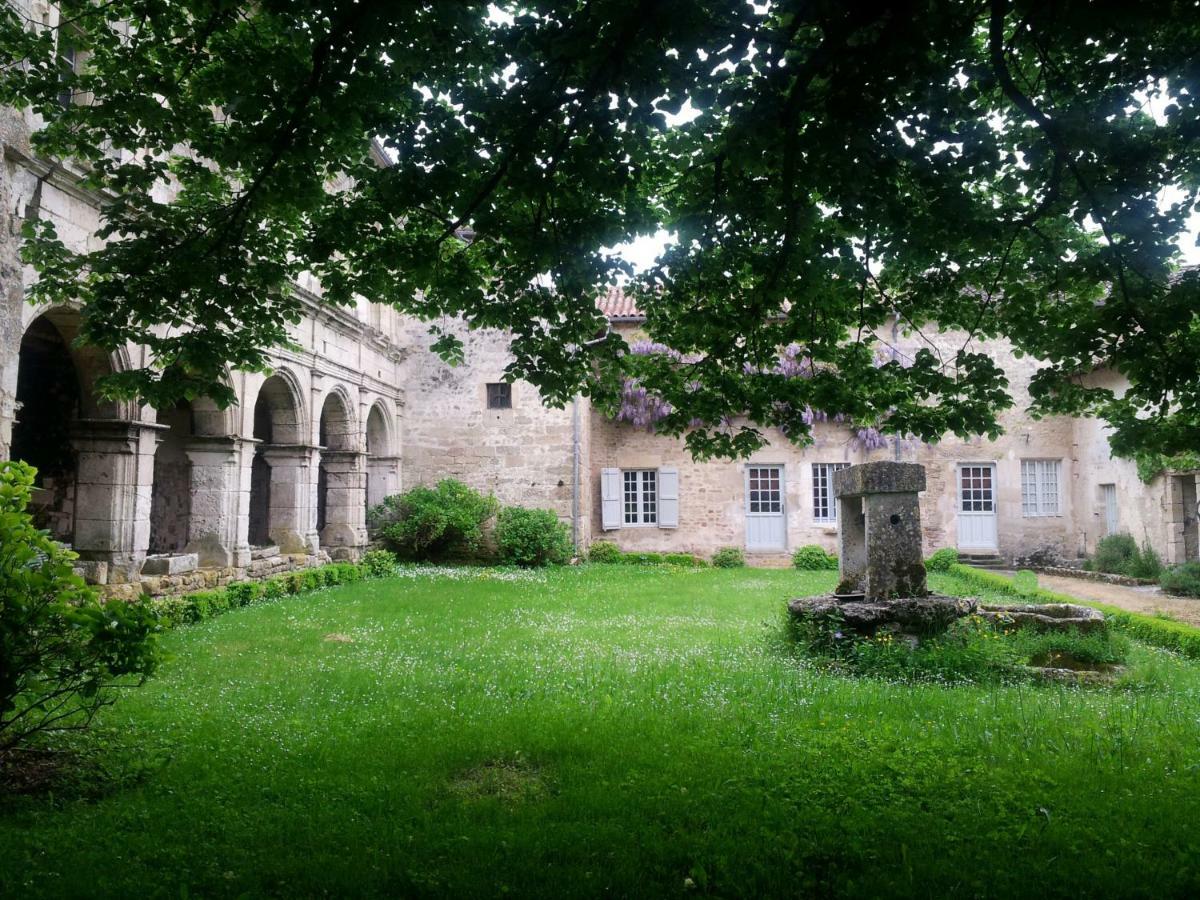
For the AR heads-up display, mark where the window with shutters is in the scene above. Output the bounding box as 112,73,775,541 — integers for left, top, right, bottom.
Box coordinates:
812,462,850,522
622,469,657,525
1020,459,1061,517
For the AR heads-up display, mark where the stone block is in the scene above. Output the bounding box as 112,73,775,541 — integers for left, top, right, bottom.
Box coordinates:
141,553,199,576
833,461,926,498
73,560,109,585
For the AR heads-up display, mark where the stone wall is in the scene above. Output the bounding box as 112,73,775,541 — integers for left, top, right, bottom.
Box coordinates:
398,320,586,543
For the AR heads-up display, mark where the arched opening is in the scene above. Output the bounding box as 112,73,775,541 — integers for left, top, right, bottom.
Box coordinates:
249,374,304,549
11,315,82,541
317,391,357,545
365,402,393,514
148,401,194,554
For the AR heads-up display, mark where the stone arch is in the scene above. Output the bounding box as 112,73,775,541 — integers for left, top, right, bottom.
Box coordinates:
316,387,366,553
146,384,238,560
365,399,398,513
248,371,312,551
10,308,135,546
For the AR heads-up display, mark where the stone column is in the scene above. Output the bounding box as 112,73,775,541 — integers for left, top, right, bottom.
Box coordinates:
261,445,320,554
184,436,251,568
832,461,927,601
319,448,368,556
71,419,160,582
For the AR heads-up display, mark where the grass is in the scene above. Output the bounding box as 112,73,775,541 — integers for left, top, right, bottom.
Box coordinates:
3,565,1200,897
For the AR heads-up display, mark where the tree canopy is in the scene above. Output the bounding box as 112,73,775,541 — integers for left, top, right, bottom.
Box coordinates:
1,0,1198,458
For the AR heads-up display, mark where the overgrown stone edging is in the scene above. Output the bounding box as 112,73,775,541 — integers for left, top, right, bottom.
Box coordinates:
1025,565,1159,588
140,550,399,629
946,563,1200,660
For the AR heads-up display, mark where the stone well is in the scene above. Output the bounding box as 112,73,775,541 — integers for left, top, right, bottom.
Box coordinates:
788,461,1108,643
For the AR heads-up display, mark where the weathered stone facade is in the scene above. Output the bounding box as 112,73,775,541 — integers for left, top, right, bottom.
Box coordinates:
0,4,1187,590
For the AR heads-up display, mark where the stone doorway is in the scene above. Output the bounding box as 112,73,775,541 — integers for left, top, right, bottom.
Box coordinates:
249,374,312,552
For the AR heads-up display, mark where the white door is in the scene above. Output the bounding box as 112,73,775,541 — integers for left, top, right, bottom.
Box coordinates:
746,465,786,551
1101,484,1118,535
957,463,998,551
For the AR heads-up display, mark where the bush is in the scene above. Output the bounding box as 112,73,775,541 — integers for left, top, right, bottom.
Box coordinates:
664,552,707,567
587,541,623,563
368,479,498,561
1093,532,1138,575
495,506,572,567
622,550,667,565
226,581,262,607
924,548,959,572
360,549,398,578
711,547,746,568
1128,542,1164,580
0,461,159,754
1160,560,1200,598
792,544,838,570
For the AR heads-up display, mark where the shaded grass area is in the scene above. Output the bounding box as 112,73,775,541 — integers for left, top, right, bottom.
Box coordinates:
2,565,1200,897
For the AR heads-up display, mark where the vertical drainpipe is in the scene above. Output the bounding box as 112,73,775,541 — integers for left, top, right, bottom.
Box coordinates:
571,395,581,552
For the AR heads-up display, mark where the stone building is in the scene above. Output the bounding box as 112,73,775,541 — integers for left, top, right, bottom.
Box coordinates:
0,3,1190,594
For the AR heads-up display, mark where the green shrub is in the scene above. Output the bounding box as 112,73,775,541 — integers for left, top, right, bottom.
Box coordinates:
302,569,324,592
792,544,838,570
711,547,746,568
1093,532,1139,575
285,571,306,594
495,506,572,567
1160,560,1200,598
924,548,959,572
0,461,159,754
262,578,288,600
226,581,262,607
360,549,398,578
587,541,623,563
334,562,363,583
622,551,667,565
664,552,707,567
1128,542,1164,580
368,480,498,561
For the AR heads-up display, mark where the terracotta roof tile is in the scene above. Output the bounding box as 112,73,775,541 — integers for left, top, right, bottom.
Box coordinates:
596,286,644,320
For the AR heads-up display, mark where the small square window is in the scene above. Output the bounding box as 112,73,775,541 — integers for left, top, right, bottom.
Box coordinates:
486,383,512,409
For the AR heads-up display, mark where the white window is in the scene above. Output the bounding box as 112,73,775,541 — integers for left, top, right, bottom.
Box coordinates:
622,469,657,525
812,462,850,522
1020,459,1061,516
747,466,783,513
601,467,677,530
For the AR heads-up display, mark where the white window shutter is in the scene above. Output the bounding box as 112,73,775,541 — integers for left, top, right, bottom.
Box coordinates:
658,467,679,528
601,468,622,530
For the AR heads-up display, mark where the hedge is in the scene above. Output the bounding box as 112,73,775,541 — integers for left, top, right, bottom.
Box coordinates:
942,562,1200,660
146,549,398,630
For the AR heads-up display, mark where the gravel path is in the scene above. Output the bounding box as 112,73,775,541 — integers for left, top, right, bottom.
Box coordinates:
1034,572,1200,628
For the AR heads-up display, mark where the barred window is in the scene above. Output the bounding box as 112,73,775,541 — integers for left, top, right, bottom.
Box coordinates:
1021,459,1061,517
622,469,657,525
812,462,850,522
486,383,512,409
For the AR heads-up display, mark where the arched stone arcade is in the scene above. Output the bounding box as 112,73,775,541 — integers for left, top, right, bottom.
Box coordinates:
365,400,400,515
249,372,317,554
10,307,152,580
316,388,367,555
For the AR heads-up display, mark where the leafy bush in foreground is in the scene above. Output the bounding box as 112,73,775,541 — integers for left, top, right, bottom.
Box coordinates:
368,480,498,561
0,462,159,754
792,544,837,570
495,507,572,567
711,547,746,568
360,549,399,578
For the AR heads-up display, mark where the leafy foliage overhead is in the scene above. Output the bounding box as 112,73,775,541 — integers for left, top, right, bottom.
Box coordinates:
1,0,1198,458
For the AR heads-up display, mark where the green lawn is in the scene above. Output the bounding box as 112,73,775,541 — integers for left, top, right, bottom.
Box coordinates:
3,565,1200,898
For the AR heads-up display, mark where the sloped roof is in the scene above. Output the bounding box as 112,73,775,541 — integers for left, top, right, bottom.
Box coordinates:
596,286,645,321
